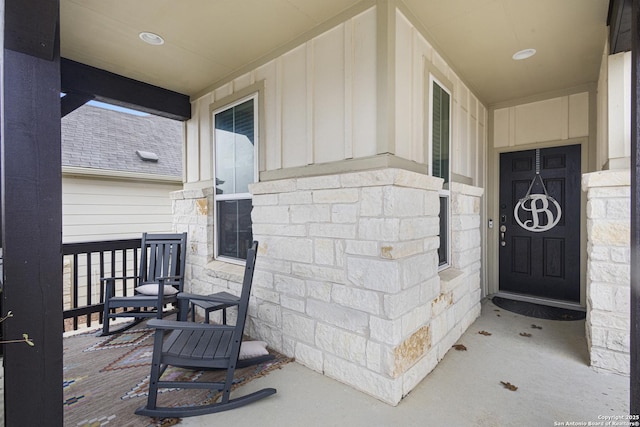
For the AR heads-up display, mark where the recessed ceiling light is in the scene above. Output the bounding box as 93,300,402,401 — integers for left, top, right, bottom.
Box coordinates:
139,32,165,46
512,48,536,60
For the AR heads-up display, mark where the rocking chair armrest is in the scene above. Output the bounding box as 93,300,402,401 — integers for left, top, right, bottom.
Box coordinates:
156,275,184,283
100,275,141,283
177,292,240,306
147,319,235,332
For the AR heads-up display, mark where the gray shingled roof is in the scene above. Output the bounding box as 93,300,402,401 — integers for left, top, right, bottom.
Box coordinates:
61,104,183,177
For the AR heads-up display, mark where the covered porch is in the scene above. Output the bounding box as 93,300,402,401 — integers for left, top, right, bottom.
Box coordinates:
52,298,628,425
1,0,638,425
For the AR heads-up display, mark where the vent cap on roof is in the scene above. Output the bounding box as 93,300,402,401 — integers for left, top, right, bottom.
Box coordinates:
136,150,159,162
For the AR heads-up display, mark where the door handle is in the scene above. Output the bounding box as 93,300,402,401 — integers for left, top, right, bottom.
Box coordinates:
500,225,507,247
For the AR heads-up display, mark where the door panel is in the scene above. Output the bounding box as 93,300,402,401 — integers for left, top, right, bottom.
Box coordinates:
499,145,581,302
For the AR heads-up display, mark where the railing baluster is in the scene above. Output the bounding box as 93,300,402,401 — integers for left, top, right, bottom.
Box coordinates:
62,238,142,332
72,253,79,331
86,252,92,327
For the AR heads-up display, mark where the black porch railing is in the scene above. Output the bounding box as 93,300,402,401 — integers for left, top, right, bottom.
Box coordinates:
63,238,142,332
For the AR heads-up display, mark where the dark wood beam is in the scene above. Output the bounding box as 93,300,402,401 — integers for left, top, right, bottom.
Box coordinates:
61,93,95,117
609,0,633,54
630,0,640,416
61,58,191,121
1,4,64,426
4,0,57,60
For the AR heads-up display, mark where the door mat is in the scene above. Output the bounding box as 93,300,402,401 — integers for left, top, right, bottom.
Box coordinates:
492,296,586,321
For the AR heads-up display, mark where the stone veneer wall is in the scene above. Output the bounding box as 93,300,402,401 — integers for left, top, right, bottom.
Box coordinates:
172,168,483,405
582,170,630,375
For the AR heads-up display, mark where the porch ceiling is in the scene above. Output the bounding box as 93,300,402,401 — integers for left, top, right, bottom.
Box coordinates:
60,0,609,106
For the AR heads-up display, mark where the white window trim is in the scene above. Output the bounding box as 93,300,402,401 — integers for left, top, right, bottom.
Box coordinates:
428,74,452,270
212,93,259,264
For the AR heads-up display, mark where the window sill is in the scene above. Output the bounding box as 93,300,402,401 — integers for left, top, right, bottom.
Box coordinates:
438,267,465,293
205,259,245,283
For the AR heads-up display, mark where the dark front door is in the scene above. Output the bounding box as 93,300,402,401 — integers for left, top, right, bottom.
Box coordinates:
498,144,581,302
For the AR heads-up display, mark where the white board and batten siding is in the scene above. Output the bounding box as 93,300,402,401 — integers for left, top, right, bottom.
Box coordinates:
186,7,378,183
186,7,486,187
62,175,181,243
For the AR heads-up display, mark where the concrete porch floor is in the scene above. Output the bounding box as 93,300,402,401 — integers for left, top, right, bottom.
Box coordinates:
180,299,629,427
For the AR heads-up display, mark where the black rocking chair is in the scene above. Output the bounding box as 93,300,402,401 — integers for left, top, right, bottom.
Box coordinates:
100,232,187,336
135,241,277,418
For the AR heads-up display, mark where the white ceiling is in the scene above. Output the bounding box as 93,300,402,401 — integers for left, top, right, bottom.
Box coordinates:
60,0,610,107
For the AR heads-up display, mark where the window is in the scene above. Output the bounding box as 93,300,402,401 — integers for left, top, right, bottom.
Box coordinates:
429,77,451,268
213,96,257,261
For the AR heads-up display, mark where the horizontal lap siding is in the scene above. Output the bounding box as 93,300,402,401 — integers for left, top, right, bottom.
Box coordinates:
63,176,181,242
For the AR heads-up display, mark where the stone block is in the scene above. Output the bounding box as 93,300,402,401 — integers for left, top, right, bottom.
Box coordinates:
292,263,345,283
251,205,290,224
588,186,630,199
309,223,357,239
252,223,307,237
257,301,281,327
306,280,332,302
366,341,382,372
323,354,403,406
252,194,279,206
370,315,403,345
402,349,438,397
401,304,431,338
341,169,396,188
589,310,630,330
280,295,305,312
347,257,401,292
590,347,630,375
450,214,480,232
394,169,443,191
383,285,421,319
295,342,324,373
393,325,431,377
424,192,441,216
345,240,379,256
383,187,425,217
588,220,630,246
380,240,424,260
606,198,631,219
607,329,630,352
358,218,400,241
281,311,316,344
586,199,607,219
315,323,367,365
313,188,359,204
360,187,384,217
610,247,630,264
401,252,438,289
332,204,358,223
279,190,312,205
274,274,306,297
432,292,453,318
297,175,341,190
582,170,630,190
306,299,369,334
588,262,629,285
314,238,335,266
399,217,439,240
261,236,313,263
331,284,381,315
250,179,296,195
290,204,331,224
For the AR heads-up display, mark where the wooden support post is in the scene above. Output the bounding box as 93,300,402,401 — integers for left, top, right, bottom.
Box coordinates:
1,2,63,425
631,0,640,417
